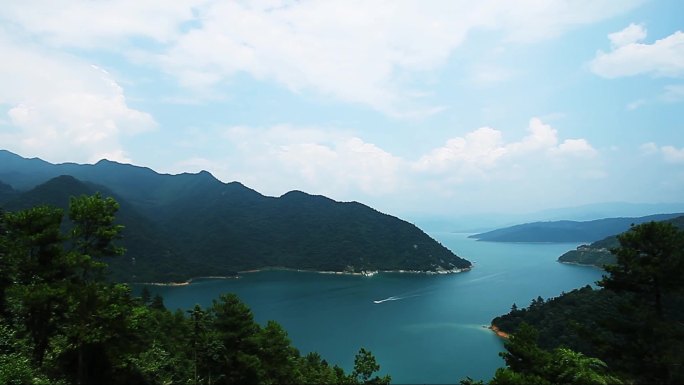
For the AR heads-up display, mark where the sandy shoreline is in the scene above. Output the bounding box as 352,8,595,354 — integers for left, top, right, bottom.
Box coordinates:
134,266,472,286
488,324,510,339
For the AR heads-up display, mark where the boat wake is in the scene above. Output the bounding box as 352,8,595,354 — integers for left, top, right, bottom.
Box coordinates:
373,294,419,304
465,272,504,283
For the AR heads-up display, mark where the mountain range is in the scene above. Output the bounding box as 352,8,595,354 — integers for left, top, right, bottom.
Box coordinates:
0,150,470,282
469,213,684,243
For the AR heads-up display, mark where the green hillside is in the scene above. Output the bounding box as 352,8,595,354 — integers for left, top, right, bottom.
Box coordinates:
470,214,683,243
0,151,470,282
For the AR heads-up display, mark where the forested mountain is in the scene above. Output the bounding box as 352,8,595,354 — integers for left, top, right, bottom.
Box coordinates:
489,221,684,384
558,215,684,267
469,213,683,243
0,150,470,282
0,195,391,385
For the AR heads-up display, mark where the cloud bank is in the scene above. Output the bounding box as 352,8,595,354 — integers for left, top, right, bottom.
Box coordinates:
0,31,156,163
2,0,643,116
591,24,684,78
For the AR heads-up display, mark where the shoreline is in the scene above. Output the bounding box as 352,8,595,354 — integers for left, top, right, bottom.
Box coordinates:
133,275,239,287
557,260,605,270
134,266,472,286
488,324,510,339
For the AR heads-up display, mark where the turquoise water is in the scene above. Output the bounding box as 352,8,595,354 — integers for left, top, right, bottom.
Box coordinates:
139,232,604,384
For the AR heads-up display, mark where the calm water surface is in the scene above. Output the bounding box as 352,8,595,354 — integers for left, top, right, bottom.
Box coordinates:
140,232,604,384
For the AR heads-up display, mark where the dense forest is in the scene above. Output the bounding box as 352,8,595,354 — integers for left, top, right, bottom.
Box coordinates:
490,221,684,384
0,150,470,283
0,195,393,384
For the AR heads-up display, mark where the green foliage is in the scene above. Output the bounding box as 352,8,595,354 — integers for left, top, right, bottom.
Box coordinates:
350,347,391,384
599,221,684,319
258,321,301,384
488,324,620,385
499,323,549,374
492,221,684,384
68,193,124,260
0,352,55,385
549,348,621,385
0,196,388,385
1,164,470,283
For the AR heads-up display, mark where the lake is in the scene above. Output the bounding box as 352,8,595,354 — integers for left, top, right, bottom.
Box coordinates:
139,232,604,384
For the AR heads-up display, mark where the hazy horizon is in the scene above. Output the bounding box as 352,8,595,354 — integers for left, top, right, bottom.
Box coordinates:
4,148,684,228
1,1,682,218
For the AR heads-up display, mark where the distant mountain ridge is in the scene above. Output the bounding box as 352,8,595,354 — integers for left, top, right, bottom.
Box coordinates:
0,150,470,282
469,214,684,243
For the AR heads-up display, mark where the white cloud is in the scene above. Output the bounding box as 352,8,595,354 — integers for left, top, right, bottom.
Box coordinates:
1,0,642,116
507,118,559,154
162,119,605,215
414,118,597,176
413,127,506,175
408,118,603,213
488,0,644,43
175,125,404,199
661,146,684,163
156,0,643,114
0,0,204,48
626,99,647,110
608,23,646,47
0,32,156,163
640,142,684,163
640,142,659,155
552,138,598,158
590,26,684,78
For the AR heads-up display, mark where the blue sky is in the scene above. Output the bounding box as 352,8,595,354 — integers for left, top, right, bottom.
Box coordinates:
1,0,683,218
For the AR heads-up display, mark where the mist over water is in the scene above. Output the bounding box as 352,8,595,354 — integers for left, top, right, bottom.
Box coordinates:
139,233,604,383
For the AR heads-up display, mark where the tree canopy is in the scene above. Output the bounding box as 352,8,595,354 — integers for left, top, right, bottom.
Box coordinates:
489,221,684,384
0,195,390,384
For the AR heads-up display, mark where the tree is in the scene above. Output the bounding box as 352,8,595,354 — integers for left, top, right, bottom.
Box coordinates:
350,347,391,384
67,193,124,282
258,320,301,384
188,304,207,385
210,293,263,384
3,206,66,364
498,323,549,376
149,294,166,311
549,348,621,385
58,194,127,384
491,324,621,385
599,221,684,320
598,221,684,383
0,208,10,317
298,352,347,384
4,205,64,284
140,287,152,306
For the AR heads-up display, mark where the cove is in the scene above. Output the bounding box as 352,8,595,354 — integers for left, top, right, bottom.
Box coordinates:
138,232,604,384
